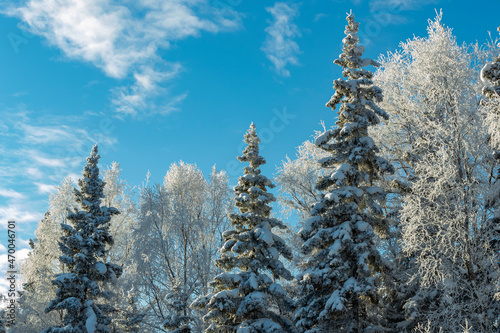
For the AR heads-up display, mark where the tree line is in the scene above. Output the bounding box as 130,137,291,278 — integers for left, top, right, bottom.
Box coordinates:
5,11,500,333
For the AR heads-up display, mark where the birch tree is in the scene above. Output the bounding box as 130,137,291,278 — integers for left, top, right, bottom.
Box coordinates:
371,14,500,332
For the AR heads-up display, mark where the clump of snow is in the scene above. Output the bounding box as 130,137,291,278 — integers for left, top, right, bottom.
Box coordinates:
95,262,107,274
85,301,97,333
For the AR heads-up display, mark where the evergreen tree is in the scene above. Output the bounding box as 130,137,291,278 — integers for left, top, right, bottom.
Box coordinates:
483,27,500,252
163,282,192,333
114,289,146,333
482,27,500,331
294,12,394,333
482,27,500,100
16,178,77,332
42,145,123,333
192,123,295,333
482,26,500,165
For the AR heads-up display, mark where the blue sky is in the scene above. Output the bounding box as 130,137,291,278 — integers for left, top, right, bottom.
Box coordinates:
0,0,499,292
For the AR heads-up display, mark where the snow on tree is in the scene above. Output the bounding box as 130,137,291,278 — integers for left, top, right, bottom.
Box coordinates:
42,145,123,333
100,162,143,332
275,140,329,221
371,15,500,332
481,27,500,100
132,163,232,331
16,178,77,332
102,162,137,269
370,14,500,332
163,282,192,333
132,180,172,330
481,27,500,329
294,12,394,333
484,26,500,245
199,166,233,293
482,27,500,150
114,288,145,333
275,140,330,276
192,123,295,333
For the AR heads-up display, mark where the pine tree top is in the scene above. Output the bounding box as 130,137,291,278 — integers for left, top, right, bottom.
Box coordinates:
481,27,500,99
334,11,379,76
325,11,388,125
75,144,106,214
238,123,266,174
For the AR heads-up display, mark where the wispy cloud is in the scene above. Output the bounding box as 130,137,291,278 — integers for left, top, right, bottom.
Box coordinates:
0,109,119,292
18,123,117,149
0,245,31,294
0,188,25,200
313,13,328,23
369,0,439,12
0,121,8,135
4,0,242,116
0,205,41,227
0,110,117,227
111,63,187,117
345,0,440,47
30,153,66,168
20,123,87,145
34,182,57,194
262,2,301,78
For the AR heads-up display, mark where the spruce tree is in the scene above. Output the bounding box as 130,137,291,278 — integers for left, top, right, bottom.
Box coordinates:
163,282,192,333
17,179,76,332
42,145,123,333
482,26,500,156
481,27,500,100
294,12,394,333
484,27,500,249
115,289,145,333
192,123,295,333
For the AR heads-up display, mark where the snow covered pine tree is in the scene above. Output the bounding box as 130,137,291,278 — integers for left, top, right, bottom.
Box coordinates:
294,12,394,333
483,27,500,150
43,145,123,333
483,27,500,251
192,123,296,333
482,27,500,100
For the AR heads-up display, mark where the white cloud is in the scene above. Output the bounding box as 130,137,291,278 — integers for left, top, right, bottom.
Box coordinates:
66,172,81,183
30,152,66,168
20,123,87,145
5,0,242,116
369,0,438,12
0,188,25,200
363,0,440,29
0,121,8,135
111,63,186,116
17,122,117,152
34,182,57,194
313,13,328,22
0,204,42,227
261,2,301,77
0,245,31,295
26,167,43,178
0,111,118,239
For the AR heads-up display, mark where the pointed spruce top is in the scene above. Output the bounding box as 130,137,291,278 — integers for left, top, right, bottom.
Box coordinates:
334,11,379,75
76,144,105,212
238,123,266,172
481,27,500,98
324,11,388,121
